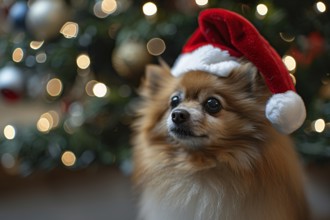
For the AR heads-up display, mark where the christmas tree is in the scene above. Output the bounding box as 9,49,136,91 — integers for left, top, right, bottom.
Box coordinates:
0,0,329,176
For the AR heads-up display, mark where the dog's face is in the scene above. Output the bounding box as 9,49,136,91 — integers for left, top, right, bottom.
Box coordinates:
134,63,272,171
166,72,229,148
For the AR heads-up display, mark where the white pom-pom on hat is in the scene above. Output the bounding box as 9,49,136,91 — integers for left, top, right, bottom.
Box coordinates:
170,8,306,134
266,91,306,134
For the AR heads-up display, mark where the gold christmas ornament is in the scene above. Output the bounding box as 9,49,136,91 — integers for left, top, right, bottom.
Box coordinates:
112,40,152,78
319,83,330,100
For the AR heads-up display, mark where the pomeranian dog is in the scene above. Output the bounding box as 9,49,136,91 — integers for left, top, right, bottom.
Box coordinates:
132,61,309,220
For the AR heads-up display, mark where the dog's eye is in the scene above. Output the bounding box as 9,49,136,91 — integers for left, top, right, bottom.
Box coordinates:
170,96,180,108
204,97,222,114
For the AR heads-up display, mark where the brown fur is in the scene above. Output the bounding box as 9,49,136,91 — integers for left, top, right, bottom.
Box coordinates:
132,63,309,220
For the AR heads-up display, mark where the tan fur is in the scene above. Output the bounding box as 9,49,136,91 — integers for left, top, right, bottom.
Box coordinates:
132,63,309,220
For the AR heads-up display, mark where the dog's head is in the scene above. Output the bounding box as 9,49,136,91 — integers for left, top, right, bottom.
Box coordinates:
134,62,273,171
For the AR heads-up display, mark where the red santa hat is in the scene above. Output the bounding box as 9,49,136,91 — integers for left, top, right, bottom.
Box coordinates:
171,8,306,134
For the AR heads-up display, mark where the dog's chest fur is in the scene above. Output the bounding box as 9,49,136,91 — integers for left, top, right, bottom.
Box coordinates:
138,168,256,220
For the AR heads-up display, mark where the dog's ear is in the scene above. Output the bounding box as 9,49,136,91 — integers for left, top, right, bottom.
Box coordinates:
140,64,172,97
230,62,270,98
158,57,171,72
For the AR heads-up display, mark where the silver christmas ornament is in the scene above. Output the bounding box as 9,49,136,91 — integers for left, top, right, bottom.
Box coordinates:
26,0,71,40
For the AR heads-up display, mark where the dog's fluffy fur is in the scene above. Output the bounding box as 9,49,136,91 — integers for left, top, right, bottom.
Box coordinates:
132,63,309,220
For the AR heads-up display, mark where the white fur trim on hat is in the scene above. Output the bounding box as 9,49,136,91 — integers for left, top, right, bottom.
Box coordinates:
171,45,240,77
266,90,306,134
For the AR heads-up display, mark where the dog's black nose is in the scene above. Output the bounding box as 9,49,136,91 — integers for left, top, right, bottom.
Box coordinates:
171,109,190,124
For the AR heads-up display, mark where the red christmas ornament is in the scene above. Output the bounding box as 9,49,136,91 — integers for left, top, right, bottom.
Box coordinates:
290,32,325,67
0,66,24,102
